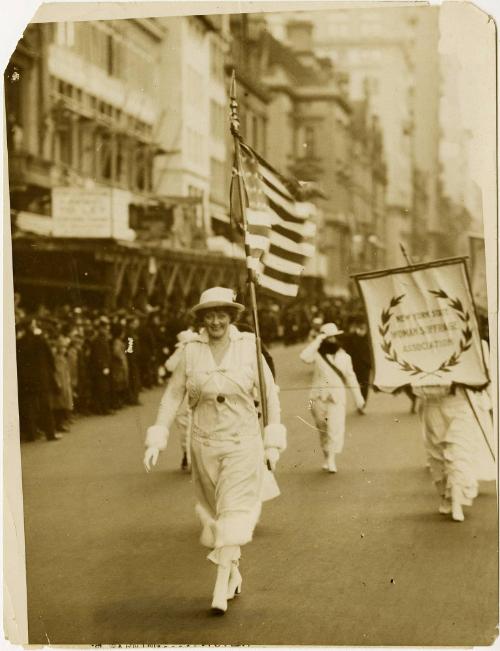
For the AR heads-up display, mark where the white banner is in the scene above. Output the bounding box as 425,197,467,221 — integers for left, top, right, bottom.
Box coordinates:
355,258,489,391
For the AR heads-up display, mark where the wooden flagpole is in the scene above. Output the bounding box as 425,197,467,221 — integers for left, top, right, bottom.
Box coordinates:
229,70,269,428
399,243,495,461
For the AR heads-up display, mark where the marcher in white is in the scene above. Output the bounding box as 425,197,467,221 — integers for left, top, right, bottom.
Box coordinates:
144,287,285,614
300,322,365,473
413,341,496,522
165,328,199,471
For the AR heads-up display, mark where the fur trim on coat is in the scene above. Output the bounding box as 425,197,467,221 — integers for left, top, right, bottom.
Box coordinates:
145,425,169,451
263,423,287,451
214,503,262,548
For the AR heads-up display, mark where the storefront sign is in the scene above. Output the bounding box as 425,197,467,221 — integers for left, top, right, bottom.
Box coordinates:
52,187,112,237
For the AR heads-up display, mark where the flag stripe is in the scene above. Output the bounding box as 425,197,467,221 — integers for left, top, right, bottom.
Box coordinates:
246,209,273,228
259,173,295,205
262,264,302,284
268,196,307,226
259,273,300,297
266,187,305,223
264,251,305,276
246,224,271,238
268,243,305,265
270,230,310,257
272,223,304,244
246,233,270,251
271,214,309,237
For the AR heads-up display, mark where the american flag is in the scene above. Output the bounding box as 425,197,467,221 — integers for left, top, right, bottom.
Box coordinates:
231,140,316,298
230,145,273,270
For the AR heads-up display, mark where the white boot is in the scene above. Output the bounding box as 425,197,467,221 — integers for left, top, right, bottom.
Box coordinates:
210,545,240,614
211,564,230,614
327,452,337,473
227,561,242,599
438,497,452,515
451,486,465,522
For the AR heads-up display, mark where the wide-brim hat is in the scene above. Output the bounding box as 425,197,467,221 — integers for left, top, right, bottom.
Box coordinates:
191,287,245,315
320,322,344,337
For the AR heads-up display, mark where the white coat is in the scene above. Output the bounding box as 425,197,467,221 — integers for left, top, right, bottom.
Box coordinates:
300,337,365,455
146,325,283,549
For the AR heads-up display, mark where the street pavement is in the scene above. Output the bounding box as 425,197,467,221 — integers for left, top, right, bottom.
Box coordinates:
20,344,498,646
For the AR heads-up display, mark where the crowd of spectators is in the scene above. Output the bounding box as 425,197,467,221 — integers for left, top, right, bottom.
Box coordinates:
13,291,367,443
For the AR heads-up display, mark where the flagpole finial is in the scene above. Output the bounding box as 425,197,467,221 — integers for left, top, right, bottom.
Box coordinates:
229,69,240,136
230,69,237,100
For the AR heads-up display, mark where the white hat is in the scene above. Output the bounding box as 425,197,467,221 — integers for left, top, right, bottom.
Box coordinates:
320,322,344,337
191,287,245,314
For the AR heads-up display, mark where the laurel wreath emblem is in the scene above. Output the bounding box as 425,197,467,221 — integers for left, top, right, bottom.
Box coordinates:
378,290,473,378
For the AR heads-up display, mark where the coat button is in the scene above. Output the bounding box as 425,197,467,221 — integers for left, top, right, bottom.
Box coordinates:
216,395,226,403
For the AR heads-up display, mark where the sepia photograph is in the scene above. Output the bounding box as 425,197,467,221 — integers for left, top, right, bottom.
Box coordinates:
2,0,498,646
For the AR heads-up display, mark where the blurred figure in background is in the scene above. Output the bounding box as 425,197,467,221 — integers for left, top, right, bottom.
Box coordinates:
16,318,62,442
300,322,365,473
89,317,112,415
126,316,142,406
52,335,74,433
343,315,372,405
110,323,129,410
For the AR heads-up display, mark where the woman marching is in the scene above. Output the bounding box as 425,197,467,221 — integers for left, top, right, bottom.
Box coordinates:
412,339,496,522
143,287,286,614
300,322,365,473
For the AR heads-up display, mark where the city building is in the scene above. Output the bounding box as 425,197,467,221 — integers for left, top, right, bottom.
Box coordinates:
269,6,441,267
227,15,387,295
6,18,244,311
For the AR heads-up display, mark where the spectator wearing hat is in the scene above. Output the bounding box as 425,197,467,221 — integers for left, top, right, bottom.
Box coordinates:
343,315,372,404
144,287,285,615
16,319,62,442
89,317,112,415
51,335,74,432
300,322,365,473
125,316,142,406
138,314,157,390
110,323,129,410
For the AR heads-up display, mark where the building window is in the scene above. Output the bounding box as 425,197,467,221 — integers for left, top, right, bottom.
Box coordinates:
304,125,316,157
210,100,225,142
187,65,204,111
210,39,225,83
55,22,75,47
210,157,226,203
186,128,204,166
55,127,72,166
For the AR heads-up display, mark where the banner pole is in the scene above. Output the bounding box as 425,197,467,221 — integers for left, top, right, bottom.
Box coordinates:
229,70,269,429
464,388,496,461
399,242,413,266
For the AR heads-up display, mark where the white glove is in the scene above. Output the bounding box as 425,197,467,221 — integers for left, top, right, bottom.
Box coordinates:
144,446,160,472
265,447,280,472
